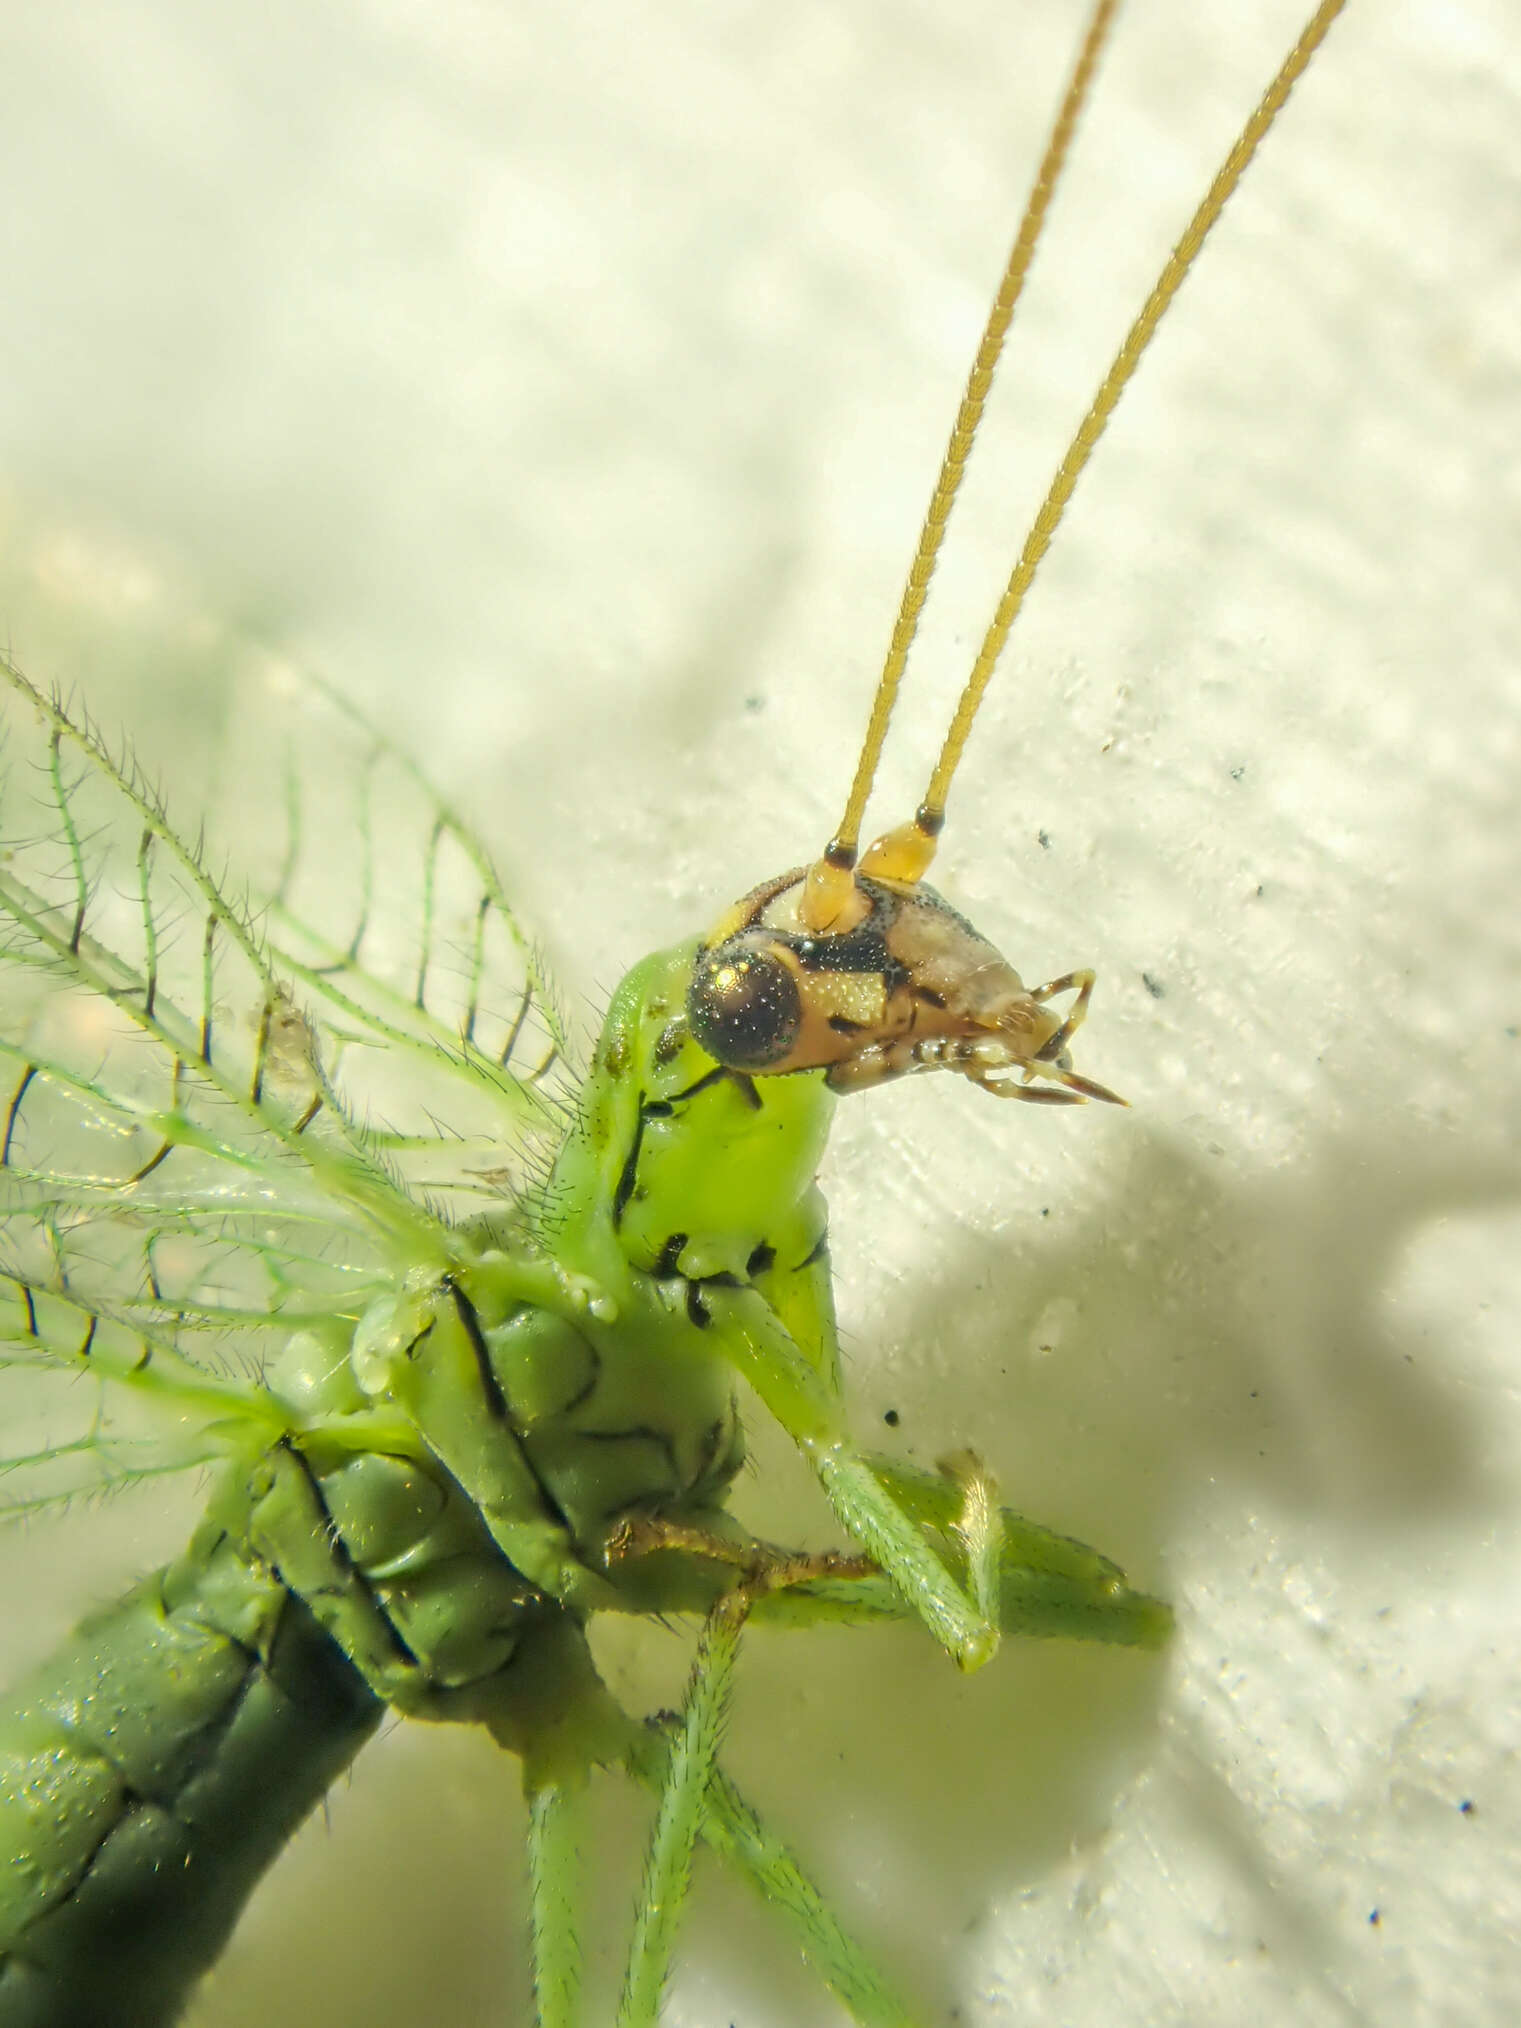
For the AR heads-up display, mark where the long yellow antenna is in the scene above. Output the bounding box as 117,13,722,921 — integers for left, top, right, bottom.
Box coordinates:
802,0,1120,931
890,0,1346,856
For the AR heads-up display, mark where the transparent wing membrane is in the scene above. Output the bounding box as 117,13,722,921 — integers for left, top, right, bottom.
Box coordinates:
0,655,571,1516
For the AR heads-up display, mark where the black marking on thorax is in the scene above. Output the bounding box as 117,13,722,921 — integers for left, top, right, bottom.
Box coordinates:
277,1435,422,1669
652,1232,688,1279
445,1276,509,1422
612,1104,648,1226
443,1277,579,1544
798,1230,830,1271
613,1069,764,1230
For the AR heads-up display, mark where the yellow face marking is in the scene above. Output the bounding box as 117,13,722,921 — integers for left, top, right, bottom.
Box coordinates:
809,973,888,1029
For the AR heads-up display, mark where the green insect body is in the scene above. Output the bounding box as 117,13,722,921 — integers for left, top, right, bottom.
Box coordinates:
0,4,1347,2022
0,666,1164,2026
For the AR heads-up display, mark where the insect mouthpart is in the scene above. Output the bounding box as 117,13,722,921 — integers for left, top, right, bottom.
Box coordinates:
688,865,1125,1106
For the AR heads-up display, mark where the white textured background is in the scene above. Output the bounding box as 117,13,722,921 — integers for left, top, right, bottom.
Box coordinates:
1,2,1519,2024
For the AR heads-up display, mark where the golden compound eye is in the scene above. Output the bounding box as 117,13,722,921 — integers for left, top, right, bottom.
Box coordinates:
687,941,802,1070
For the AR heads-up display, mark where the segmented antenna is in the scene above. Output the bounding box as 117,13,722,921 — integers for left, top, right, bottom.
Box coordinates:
803,0,1120,931
805,0,1347,928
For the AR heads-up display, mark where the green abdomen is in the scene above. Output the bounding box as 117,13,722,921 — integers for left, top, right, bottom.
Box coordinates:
0,1527,378,2028
0,1434,552,2028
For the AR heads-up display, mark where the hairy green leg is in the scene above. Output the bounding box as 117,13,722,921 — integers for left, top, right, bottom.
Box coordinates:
617,1598,746,2028
620,1695,922,2028
527,1779,586,2028
948,1451,1007,1631
674,1762,922,2028
749,1477,1172,1653
509,1570,927,2028
516,1638,922,2028
610,1510,1168,2028
515,1493,1166,2028
866,1453,1174,1644
704,1282,1003,1668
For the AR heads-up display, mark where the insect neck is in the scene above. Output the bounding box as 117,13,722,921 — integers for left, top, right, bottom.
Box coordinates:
544,940,837,1298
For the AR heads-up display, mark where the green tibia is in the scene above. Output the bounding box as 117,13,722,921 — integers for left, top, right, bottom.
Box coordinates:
623,1732,923,2028
617,1599,745,2028
527,1778,587,2028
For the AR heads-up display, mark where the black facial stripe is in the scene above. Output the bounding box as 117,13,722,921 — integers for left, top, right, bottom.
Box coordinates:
788,924,906,990
668,1066,731,1104
612,1101,648,1226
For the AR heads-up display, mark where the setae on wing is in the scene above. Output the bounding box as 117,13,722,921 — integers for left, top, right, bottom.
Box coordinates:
0,655,570,1515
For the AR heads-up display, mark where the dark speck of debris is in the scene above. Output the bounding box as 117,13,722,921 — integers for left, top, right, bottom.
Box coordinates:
1253,882,1265,898
1460,1798,1476,1815
744,695,764,714
1037,830,1051,850
1368,1909,1381,1927
883,1408,900,1428
1230,765,1245,781
1141,972,1166,1000
1041,1207,1050,1217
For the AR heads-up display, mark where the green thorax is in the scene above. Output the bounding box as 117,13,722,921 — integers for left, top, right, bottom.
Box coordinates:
542,940,837,1296
386,938,844,1593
